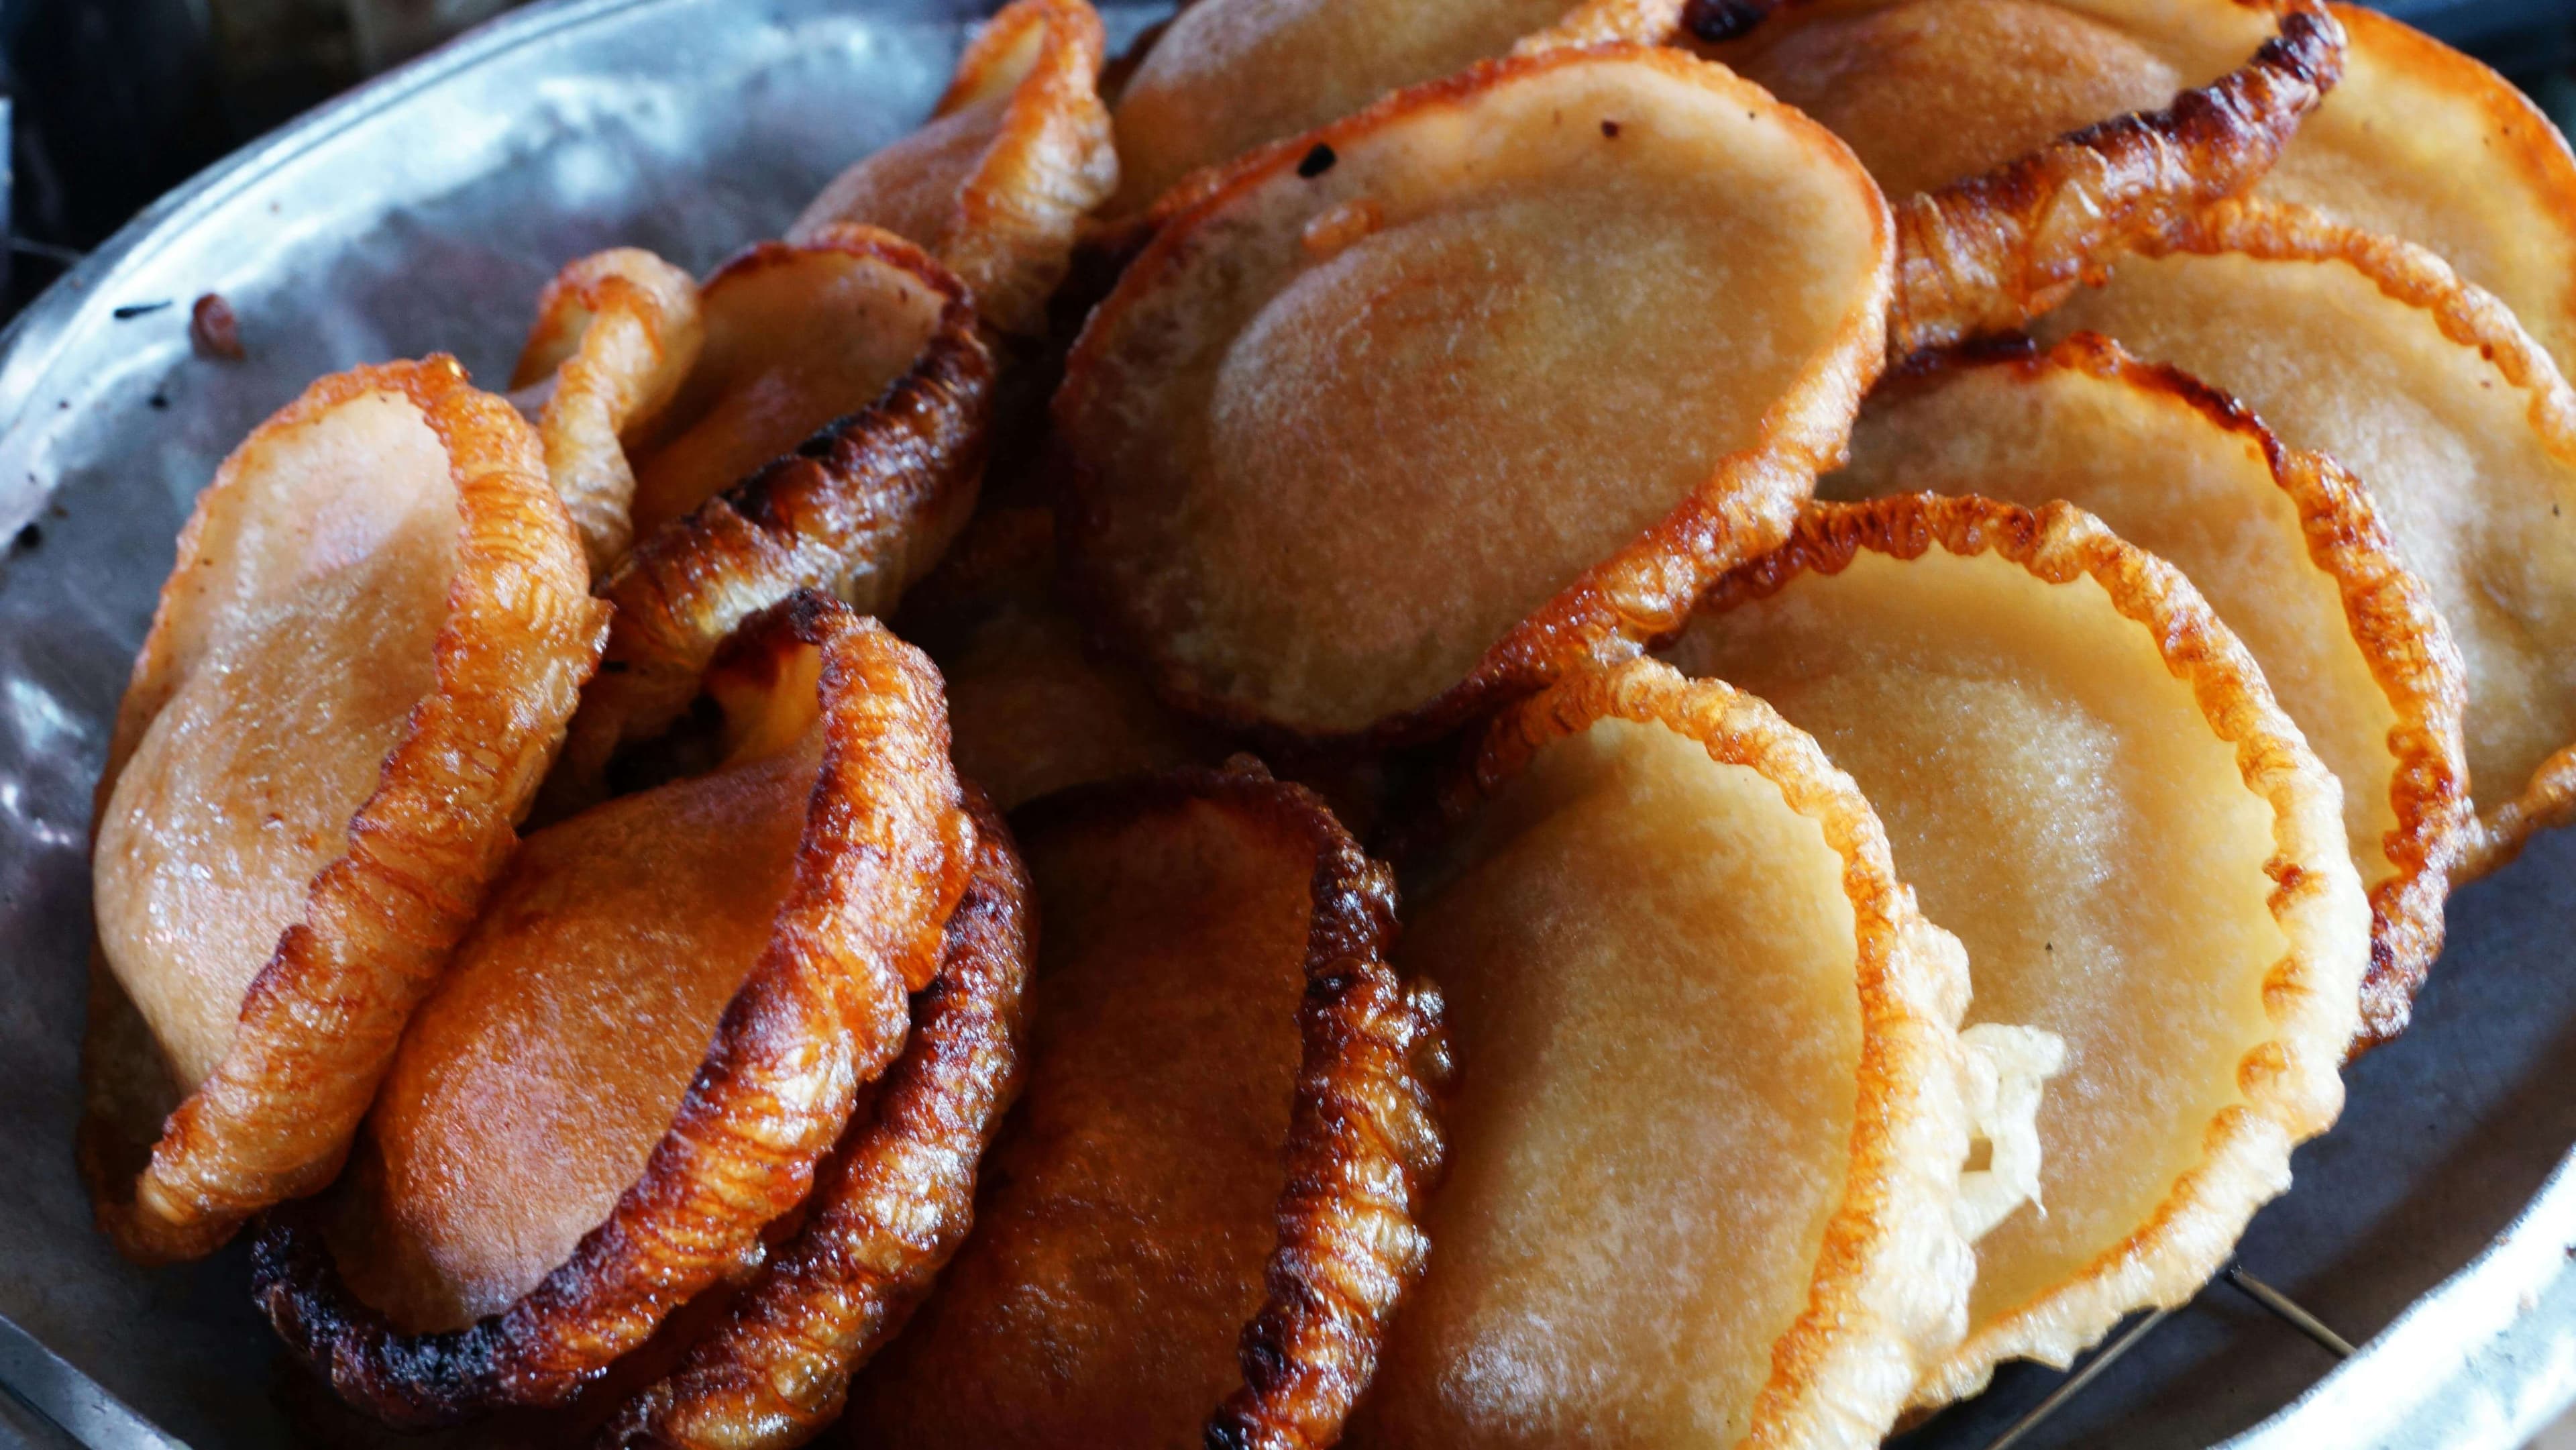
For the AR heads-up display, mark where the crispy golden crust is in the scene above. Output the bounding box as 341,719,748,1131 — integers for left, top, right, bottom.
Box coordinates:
1060,46,1892,751
510,248,706,572
595,788,1030,1450
1424,658,1977,1447
2089,197,2576,878
81,358,604,1264
1873,333,2468,1047
251,597,972,1423
545,228,994,817
1692,495,2363,1403
1886,0,2345,353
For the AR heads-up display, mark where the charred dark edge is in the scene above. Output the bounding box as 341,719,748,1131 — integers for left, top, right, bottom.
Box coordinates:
1890,0,2347,353
592,787,1032,1449
251,599,966,1425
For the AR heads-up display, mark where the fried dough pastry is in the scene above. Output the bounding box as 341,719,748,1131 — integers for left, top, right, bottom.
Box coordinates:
545,227,993,813
1821,334,2467,1045
1692,0,2346,352
895,507,1212,810
82,358,602,1264
1661,495,2369,1403
2036,201,2576,876
1107,0,1682,214
1058,46,1892,747
1350,658,1980,1447
509,247,705,572
598,786,1030,1450
252,597,973,1423
790,0,1116,342
839,766,1449,1448
2257,5,2576,378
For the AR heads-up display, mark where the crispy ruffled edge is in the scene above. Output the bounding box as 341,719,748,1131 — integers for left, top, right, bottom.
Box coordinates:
1884,332,2469,1048
80,356,606,1265
1058,44,1894,753
2095,195,2576,880
250,594,973,1424
594,785,1030,1450
1688,493,2367,1405
1449,658,1976,1445
977,760,1450,1450
1883,0,2346,354
543,226,994,818
509,248,706,574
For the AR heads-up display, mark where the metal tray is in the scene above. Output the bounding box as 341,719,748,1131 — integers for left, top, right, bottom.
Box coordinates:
1,1,2571,1444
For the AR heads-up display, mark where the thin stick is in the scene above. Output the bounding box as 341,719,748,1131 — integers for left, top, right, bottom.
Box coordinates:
1980,1306,2174,1450
2223,1266,2357,1358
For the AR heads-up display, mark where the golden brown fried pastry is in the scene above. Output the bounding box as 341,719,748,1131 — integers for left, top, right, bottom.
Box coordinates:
1661,495,2369,1404
1821,333,2467,1045
839,765,1449,1447
2257,5,2576,377
790,0,1116,342
598,786,1031,1450
251,595,973,1424
1108,0,1682,214
1351,658,1982,1447
2036,201,2576,876
509,248,705,572
1058,46,1892,747
543,227,993,814
894,507,1212,810
1692,0,2346,352
82,358,603,1264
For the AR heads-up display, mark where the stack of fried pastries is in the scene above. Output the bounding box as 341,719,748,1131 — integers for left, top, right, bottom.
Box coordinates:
78,0,2576,1443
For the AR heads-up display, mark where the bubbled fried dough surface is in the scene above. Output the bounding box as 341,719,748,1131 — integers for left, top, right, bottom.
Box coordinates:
1353,718,1862,1447
1665,548,2285,1331
839,796,1316,1447
94,390,459,1093
325,730,820,1334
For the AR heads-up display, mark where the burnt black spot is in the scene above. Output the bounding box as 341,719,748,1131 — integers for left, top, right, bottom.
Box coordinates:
1682,0,1772,44
1297,142,1337,178
149,393,170,411
13,523,40,552
1601,119,1622,139
111,300,173,320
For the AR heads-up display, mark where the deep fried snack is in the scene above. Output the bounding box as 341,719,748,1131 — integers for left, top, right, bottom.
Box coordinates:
596,786,1030,1450
1692,0,2346,353
1059,46,1892,747
82,358,602,1264
1661,495,2369,1403
508,248,705,572
2037,200,2576,876
2257,5,2576,378
839,764,1449,1447
545,227,993,813
1823,333,2467,1045
895,507,1212,809
251,597,973,1424
1108,0,1683,215
790,0,1116,342
1350,658,1979,1447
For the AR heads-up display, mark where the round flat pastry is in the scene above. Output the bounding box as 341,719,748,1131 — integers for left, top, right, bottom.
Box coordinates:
83,358,602,1264
894,507,1213,811
1108,0,1682,214
2035,200,2576,875
789,0,1117,342
1349,658,1983,1448
599,786,1032,1450
1660,495,2369,1404
837,765,1450,1448
1689,0,2345,352
2256,5,2576,378
1821,333,2466,1044
508,246,705,572
252,597,974,1425
1058,45,1893,747
545,225,993,815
